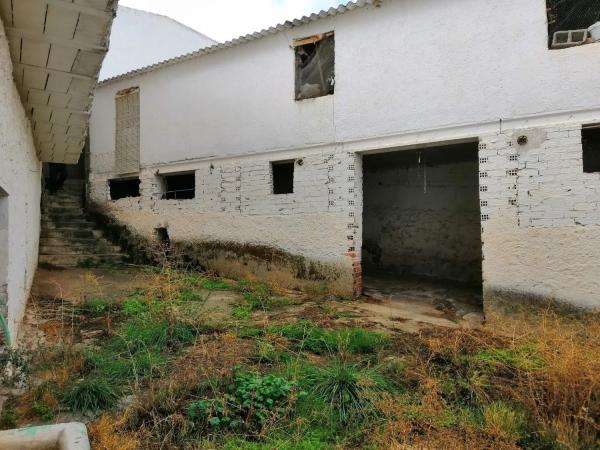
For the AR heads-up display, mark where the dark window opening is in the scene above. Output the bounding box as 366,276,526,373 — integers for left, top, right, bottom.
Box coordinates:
272,161,294,194
583,125,600,173
294,32,334,100
161,172,195,200
547,0,600,48
109,177,140,200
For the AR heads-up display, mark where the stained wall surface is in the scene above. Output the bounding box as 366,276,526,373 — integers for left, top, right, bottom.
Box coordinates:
0,18,42,341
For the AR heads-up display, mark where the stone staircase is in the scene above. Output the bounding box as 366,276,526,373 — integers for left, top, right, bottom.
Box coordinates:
39,179,128,268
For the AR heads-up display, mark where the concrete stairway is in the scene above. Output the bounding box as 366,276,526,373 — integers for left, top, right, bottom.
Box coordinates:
39,179,128,268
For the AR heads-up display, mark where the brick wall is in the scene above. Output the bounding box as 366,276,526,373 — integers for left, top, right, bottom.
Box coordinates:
89,146,363,295
480,124,600,309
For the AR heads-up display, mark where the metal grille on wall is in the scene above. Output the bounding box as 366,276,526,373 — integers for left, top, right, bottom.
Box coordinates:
547,0,600,43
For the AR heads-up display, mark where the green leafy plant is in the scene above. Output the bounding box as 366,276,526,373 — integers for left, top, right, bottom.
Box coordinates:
31,401,55,421
63,379,118,413
0,348,31,387
187,371,298,433
84,297,110,316
122,298,147,316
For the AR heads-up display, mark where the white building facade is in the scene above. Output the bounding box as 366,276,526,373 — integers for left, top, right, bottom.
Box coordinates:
89,0,600,312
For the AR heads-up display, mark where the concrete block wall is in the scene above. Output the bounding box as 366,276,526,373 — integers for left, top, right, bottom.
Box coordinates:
89,146,363,295
479,124,600,310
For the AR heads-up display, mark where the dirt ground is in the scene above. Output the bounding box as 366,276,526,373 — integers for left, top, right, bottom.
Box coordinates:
23,267,484,347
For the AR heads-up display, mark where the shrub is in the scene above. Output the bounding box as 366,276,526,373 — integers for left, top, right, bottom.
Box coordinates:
31,401,55,420
63,379,118,412
186,371,298,433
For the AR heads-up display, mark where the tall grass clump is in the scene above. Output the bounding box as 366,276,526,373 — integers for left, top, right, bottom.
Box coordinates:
63,379,118,413
304,360,389,425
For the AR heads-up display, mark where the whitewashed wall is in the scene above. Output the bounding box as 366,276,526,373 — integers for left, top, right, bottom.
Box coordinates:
90,0,600,307
99,6,215,81
0,18,42,342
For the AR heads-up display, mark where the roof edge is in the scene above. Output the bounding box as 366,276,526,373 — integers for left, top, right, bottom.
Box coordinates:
99,0,380,86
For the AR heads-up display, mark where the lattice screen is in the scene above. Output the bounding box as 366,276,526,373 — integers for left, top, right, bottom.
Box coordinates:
115,87,140,174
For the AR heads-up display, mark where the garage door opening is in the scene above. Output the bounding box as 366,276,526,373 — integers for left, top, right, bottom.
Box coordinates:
361,142,483,315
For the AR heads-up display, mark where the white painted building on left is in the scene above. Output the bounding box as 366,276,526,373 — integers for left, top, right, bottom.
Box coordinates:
0,0,116,345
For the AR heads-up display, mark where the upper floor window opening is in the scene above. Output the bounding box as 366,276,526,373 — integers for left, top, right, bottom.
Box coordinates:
294,32,335,100
547,0,600,49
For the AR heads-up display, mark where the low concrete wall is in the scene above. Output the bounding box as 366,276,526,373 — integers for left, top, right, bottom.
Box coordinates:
87,203,354,296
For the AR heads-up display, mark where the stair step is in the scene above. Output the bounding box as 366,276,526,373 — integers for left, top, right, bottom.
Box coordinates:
40,243,122,255
41,229,104,239
39,254,126,268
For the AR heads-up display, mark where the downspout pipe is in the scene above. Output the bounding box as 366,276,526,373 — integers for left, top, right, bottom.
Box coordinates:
0,311,11,347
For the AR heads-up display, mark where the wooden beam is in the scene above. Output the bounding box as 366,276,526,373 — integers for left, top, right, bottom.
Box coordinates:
14,62,97,81
43,0,114,19
5,27,107,52
26,101,90,115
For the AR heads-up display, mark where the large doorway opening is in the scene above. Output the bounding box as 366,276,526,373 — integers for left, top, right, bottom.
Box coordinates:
361,141,483,316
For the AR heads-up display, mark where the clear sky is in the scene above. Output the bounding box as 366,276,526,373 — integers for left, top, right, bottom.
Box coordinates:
118,0,344,42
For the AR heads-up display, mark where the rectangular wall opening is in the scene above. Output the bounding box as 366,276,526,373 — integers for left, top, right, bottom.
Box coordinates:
582,125,600,173
160,172,196,200
361,142,483,310
294,32,335,100
271,160,294,194
109,177,141,200
547,0,600,49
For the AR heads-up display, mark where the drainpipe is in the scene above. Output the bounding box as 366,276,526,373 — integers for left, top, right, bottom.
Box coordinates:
0,311,10,347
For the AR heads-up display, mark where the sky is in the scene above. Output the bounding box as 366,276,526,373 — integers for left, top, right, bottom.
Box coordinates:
118,0,344,42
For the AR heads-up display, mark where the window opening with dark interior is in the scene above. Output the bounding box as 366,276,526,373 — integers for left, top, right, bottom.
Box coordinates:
272,160,294,194
546,0,600,48
109,177,140,200
583,125,600,173
161,172,195,200
294,32,334,100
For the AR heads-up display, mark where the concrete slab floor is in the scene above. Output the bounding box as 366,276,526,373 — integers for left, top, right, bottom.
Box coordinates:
359,274,484,332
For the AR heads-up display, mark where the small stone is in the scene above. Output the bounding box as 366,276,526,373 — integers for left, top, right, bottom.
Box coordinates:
463,312,485,327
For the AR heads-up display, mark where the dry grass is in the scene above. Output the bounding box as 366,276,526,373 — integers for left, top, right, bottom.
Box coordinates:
88,414,140,450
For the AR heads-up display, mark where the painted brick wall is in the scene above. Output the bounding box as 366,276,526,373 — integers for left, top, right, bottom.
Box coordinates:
479,125,600,309
89,146,363,294
0,17,42,342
